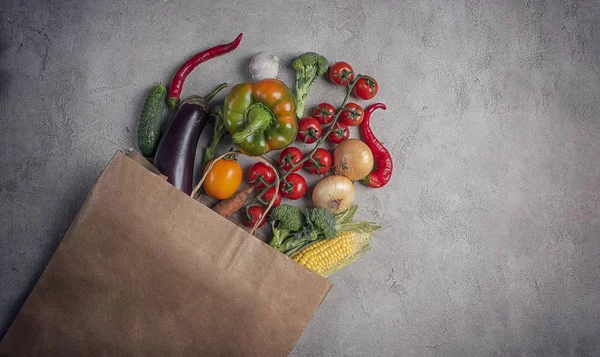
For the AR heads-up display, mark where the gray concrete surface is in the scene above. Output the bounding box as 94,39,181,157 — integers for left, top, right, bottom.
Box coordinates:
1,0,600,355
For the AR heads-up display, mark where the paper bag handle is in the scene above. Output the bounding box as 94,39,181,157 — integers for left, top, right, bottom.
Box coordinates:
191,151,281,235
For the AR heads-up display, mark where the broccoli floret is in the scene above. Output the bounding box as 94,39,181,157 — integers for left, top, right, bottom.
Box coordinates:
276,208,337,255
270,204,303,231
270,206,379,256
209,104,224,121
269,204,304,249
268,204,340,255
292,52,328,118
307,208,337,239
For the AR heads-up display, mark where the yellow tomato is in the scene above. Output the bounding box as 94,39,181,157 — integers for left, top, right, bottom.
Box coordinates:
203,159,242,199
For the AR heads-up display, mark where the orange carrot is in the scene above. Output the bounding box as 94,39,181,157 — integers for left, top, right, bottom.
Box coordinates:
212,185,256,218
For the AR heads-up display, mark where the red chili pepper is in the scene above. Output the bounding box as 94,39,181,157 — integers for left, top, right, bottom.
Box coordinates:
167,33,243,109
360,103,393,188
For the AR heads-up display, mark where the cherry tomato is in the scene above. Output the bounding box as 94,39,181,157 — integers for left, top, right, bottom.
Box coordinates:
339,102,365,126
329,62,355,86
260,187,283,207
248,162,275,188
279,147,304,172
353,75,379,100
305,148,333,175
203,159,242,200
244,205,266,228
327,122,350,144
313,103,336,125
280,173,307,200
297,117,322,143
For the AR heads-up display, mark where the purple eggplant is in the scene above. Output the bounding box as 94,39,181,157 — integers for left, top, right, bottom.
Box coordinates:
154,83,227,195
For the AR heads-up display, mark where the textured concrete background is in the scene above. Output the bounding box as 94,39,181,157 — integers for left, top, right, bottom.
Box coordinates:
1,0,600,355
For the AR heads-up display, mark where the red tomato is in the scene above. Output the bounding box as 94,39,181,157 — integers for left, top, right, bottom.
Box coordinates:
339,102,365,126
297,117,322,144
305,148,333,174
279,147,304,172
329,62,355,86
353,75,379,100
280,173,307,200
248,162,275,188
261,187,283,207
327,122,350,144
313,103,336,125
245,205,266,228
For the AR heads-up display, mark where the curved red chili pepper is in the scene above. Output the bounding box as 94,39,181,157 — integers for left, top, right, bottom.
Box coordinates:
361,103,393,188
167,33,243,109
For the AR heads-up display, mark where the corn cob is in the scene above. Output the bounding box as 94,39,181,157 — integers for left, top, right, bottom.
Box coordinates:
290,231,372,277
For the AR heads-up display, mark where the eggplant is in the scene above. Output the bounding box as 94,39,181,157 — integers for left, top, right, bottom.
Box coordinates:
154,83,227,195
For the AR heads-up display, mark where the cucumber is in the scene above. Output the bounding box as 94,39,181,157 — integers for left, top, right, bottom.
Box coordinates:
138,83,167,156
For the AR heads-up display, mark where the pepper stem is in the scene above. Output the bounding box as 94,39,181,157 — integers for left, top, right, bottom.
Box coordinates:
232,102,275,144
204,82,228,102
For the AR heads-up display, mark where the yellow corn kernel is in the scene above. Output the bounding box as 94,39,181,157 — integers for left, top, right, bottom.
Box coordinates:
291,232,359,276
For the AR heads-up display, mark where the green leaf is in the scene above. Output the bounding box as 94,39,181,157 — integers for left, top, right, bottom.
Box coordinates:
335,205,358,225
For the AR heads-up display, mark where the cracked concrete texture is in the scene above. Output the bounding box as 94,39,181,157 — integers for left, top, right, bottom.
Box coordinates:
1,0,600,355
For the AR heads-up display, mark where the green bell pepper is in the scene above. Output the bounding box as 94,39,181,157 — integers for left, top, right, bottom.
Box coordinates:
223,78,298,155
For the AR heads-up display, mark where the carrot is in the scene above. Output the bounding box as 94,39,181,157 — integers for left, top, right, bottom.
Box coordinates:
212,185,256,218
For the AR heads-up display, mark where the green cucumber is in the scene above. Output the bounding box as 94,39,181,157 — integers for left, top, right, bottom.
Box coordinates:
138,83,167,156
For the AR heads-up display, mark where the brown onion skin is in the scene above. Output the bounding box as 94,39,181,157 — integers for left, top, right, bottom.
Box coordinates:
333,139,374,180
312,175,356,214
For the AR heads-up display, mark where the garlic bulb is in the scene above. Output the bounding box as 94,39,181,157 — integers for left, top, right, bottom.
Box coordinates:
249,52,279,81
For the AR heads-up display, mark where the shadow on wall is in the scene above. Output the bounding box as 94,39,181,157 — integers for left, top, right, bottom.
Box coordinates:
0,160,100,340
0,70,9,103
0,0,101,342
0,37,11,105
0,276,36,340
0,35,16,341
238,54,254,82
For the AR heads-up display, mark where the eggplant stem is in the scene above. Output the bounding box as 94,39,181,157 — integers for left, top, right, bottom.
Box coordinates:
205,82,228,102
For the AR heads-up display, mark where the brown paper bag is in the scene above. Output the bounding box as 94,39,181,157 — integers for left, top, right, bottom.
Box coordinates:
0,152,331,357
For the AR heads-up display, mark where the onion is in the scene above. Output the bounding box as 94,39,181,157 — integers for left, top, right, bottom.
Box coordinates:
312,175,356,214
333,139,374,180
